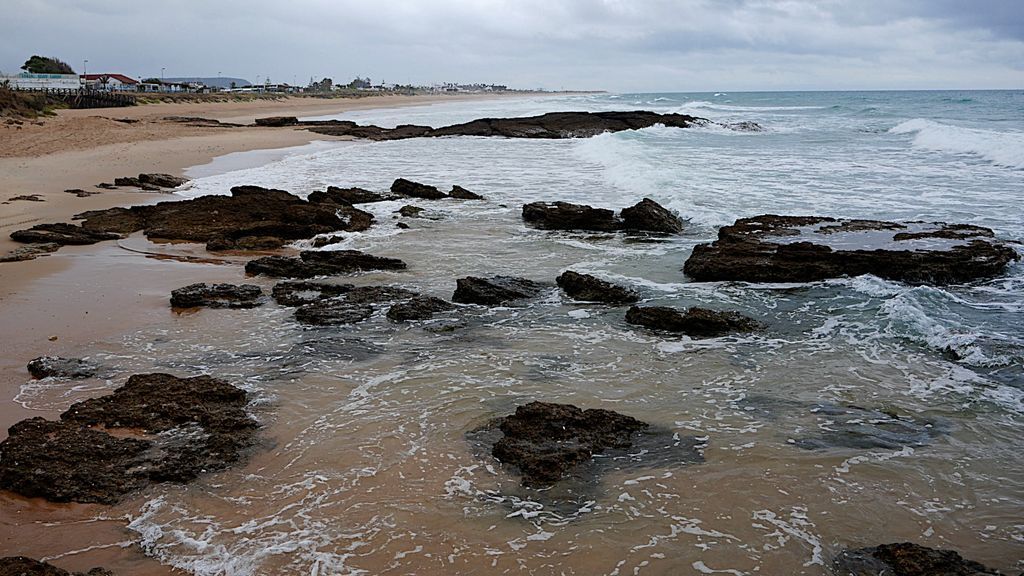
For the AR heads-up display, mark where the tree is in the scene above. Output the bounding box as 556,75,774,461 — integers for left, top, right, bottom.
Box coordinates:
348,77,371,89
21,55,75,75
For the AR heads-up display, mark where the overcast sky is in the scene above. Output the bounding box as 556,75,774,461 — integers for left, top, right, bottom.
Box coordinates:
3,0,1022,91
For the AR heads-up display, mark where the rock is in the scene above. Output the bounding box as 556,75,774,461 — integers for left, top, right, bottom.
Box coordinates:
428,110,708,139
246,250,407,278
398,205,424,218
64,188,100,197
387,295,455,322
834,542,1003,576
27,356,97,379
254,116,299,127
0,556,114,576
138,173,189,188
113,176,141,187
312,234,344,248
205,234,291,251
620,198,683,234
170,283,263,309
556,271,639,304
625,306,760,337
0,373,258,504
294,300,374,326
344,285,418,303
452,276,546,306
8,194,44,202
10,223,122,246
309,186,392,205
396,222,410,230
683,215,1019,285
272,280,354,306
490,402,648,487
449,185,484,200
522,201,620,232
791,404,945,451
391,178,447,200
96,183,118,189
0,242,60,262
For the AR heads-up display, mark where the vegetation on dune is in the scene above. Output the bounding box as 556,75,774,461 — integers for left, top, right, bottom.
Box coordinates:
0,85,64,118
21,55,76,75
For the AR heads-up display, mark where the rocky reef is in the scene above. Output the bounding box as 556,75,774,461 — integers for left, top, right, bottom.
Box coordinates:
833,542,1004,575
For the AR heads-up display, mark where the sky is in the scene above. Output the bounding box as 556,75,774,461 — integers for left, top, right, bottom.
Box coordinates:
2,0,1023,92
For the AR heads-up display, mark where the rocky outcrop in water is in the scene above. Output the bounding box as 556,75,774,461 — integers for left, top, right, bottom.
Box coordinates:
170,283,264,309
272,280,355,306
449,185,483,200
625,306,760,337
387,295,455,322
834,542,1003,575
0,557,113,576
294,300,375,326
620,198,684,234
0,373,258,504
489,402,647,487
245,250,407,278
391,178,447,200
683,215,1019,284
556,271,639,304
309,186,394,205
304,111,711,140
27,356,98,379
452,276,546,306
522,202,620,232
9,223,121,246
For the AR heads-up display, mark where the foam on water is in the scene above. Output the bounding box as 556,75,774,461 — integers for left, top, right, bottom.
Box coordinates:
890,118,1024,170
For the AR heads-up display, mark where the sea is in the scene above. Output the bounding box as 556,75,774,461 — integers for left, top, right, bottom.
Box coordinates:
20,91,1024,574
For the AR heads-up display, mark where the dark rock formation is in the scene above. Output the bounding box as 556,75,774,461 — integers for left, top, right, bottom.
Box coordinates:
522,202,620,232
294,300,374,326
398,205,424,218
452,276,546,306
344,285,418,303
625,306,760,337
556,271,639,304
170,283,264,309
490,402,648,487
620,198,683,234
65,188,100,197
0,242,60,262
309,186,393,205
792,404,945,451
27,356,97,379
246,250,407,278
138,173,189,188
387,295,455,322
10,223,121,246
0,374,258,504
254,116,299,127
0,557,113,576
272,280,354,306
683,215,1019,285
834,542,1003,575
311,235,344,248
449,185,484,200
391,178,447,200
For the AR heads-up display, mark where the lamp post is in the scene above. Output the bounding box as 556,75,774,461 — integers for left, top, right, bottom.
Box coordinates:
83,59,88,76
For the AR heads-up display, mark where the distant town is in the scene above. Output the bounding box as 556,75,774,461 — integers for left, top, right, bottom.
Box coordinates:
2,55,520,95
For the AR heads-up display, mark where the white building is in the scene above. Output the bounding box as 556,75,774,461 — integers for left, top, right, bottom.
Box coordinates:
80,74,139,91
1,72,81,90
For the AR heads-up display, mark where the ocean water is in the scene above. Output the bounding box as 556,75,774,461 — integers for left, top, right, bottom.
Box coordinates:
29,91,1024,574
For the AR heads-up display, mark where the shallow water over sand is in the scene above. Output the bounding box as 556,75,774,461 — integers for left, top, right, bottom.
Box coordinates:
3,91,1023,574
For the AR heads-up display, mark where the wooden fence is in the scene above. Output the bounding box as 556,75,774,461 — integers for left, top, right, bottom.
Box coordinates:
12,87,136,108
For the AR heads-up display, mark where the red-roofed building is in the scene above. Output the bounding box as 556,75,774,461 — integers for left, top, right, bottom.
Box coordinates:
80,73,139,91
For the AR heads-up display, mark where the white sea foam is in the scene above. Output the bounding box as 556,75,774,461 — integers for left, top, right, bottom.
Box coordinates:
890,118,1024,169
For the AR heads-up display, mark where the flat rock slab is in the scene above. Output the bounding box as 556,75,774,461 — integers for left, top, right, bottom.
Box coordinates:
170,283,264,309
626,306,760,338
387,295,455,322
0,243,60,262
522,201,620,232
309,186,394,205
10,223,121,246
452,276,546,306
0,557,113,576
0,373,258,504
27,356,98,379
272,281,355,307
683,215,1019,285
834,542,1003,575
557,270,639,304
294,300,374,326
246,250,407,278
478,401,704,488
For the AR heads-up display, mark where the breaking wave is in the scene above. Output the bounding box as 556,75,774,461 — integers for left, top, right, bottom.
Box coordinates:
890,118,1024,169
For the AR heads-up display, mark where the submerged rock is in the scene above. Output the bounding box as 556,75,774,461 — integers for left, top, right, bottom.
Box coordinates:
398,205,425,218
27,356,97,379
793,404,944,451
170,283,264,309
834,542,1003,576
683,215,1019,284
10,223,122,246
620,198,683,234
0,373,258,504
556,270,639,304
449,185,484,200
246,250,407,278
294,300,374,326
0,556,113,576
625,306,760,337
272,280,355,306
0,242,60,262
429,110,707,139
391,178,447,200
522,201,620,232
452,276,546,306
387,295,455,322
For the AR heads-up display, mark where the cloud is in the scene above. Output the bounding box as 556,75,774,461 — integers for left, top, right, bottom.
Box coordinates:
2,0,1022,91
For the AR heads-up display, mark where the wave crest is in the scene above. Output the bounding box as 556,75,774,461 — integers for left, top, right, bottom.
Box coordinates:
890,118,1024,170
